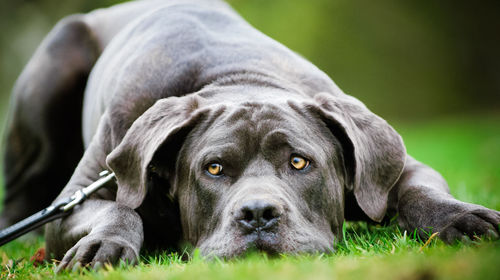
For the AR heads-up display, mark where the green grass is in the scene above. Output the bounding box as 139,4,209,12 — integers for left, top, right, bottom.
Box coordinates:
1,114,500,279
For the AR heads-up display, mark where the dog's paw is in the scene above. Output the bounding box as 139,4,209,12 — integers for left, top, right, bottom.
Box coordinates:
56,234,139,272
438,206,500,244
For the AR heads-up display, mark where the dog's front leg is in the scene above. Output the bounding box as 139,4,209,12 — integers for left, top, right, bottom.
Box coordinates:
388,155,500,243
45,116,144,270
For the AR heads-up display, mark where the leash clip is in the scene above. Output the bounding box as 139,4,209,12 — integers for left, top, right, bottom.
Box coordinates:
61,170,115,212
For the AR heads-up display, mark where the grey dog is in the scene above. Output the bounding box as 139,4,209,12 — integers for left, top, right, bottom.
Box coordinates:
1,0,499,271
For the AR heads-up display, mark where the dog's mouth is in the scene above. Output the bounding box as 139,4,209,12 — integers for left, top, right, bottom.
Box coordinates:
196,225,336,258
243,231,281,256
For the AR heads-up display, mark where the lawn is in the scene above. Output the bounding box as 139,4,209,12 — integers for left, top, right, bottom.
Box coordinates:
1,114,499,279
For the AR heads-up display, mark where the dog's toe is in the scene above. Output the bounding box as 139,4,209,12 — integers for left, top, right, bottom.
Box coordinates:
56,235,138,272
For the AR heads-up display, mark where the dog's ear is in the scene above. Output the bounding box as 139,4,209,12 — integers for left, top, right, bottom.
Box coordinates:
309,92,406,222
106,95,208,209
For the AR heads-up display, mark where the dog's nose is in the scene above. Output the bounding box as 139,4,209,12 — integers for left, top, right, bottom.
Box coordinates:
236,199,282,232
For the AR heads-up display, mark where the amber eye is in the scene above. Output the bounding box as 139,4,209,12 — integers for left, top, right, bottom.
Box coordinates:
290,155,310,170
207,163,223,176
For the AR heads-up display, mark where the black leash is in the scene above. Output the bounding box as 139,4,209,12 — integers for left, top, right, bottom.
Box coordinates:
0,170,115,246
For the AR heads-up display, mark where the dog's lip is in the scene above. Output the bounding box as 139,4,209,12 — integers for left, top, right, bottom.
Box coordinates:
244,231,281,255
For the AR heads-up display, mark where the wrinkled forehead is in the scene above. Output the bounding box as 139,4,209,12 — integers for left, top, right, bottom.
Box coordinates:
187,102,336,163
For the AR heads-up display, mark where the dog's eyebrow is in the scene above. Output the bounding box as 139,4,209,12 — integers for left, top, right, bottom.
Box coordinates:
260,130,290,150
260,129,320,161
198,143,243,164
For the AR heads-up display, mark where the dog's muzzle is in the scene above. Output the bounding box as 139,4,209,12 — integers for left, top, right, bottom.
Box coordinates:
232,198,285,254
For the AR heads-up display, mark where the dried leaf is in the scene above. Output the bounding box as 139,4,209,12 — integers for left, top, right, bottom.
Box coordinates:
30,248,45,267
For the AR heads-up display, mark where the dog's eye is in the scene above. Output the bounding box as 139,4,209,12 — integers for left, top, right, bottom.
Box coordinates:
207,163,223,176
290,155,310,170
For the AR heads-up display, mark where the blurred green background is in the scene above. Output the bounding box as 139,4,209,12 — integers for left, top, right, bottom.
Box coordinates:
1,0,499,122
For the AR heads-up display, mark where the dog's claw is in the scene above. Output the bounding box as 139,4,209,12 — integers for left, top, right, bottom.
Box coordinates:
460,235,472,245
93,261,103,270
486,229,499,240
72,261,82,272
55,264,63,274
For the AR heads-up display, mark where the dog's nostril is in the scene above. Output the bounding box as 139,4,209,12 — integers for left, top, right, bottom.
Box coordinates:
243,210,254,222
262,208,274,222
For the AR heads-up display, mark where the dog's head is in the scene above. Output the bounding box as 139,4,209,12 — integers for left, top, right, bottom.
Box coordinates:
107,87,406,257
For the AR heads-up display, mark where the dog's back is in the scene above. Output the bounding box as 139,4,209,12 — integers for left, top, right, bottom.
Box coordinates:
81,0,339,145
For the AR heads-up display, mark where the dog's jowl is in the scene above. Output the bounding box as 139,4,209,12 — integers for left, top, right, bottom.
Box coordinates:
1,0,499,270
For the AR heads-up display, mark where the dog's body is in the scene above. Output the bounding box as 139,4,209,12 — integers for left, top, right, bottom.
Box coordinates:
2,0,499,269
